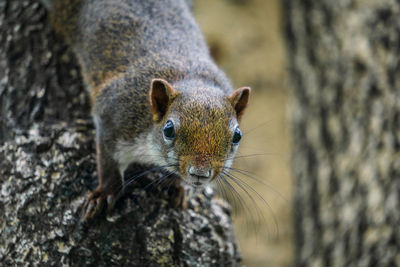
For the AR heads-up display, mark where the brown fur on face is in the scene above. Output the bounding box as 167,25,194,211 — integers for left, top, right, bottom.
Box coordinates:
174,89,234,158
151,81,250,182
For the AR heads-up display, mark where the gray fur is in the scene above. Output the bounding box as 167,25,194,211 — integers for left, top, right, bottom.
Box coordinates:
48,0,248,218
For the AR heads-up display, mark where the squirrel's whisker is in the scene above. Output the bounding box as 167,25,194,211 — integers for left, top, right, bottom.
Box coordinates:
224,152,279,162
144,170,177,191
122,164,178,189
217,174,247,214
94,163,177,197
223,166,290,206
241,119,273,136
219,172,270,237
222,170,279,238
217,173,268,237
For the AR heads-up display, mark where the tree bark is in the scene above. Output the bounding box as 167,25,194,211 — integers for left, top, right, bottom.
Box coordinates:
0,1,242,265
284,0,400,266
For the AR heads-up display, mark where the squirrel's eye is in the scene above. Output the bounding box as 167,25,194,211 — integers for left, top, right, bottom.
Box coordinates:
232,127,242,145
163,120,176,140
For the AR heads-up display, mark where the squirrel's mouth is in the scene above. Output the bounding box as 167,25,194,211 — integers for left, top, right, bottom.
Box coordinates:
178,158,222,188
193,181,202,186
186,174,210,188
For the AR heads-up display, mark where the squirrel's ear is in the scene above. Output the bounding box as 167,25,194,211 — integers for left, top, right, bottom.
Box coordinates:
228,87,251,121
149,78,178,122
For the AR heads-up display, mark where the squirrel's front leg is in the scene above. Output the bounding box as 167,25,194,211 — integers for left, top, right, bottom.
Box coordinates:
82,139,123,222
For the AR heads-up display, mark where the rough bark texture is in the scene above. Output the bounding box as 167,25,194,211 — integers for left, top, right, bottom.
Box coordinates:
284,0,400,266
0,1,241,265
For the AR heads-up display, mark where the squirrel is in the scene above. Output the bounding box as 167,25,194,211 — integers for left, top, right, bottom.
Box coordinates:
43,0,250,221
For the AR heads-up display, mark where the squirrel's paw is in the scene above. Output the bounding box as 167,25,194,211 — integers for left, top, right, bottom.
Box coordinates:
81,188,119,222
169,182,187,210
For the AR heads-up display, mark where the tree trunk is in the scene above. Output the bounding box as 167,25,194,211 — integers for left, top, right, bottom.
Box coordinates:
284,0,400,266
0,1,242,265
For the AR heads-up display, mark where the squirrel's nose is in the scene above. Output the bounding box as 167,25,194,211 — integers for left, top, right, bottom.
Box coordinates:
188,165,212,179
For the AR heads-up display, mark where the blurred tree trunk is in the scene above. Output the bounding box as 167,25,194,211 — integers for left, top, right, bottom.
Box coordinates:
0,0,242,265
284,0,400,266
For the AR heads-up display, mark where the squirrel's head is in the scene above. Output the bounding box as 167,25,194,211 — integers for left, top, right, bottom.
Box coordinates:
149,78,250,188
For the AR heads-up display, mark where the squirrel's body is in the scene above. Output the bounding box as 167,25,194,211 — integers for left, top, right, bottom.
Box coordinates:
47,0,250,219
51,0,230,98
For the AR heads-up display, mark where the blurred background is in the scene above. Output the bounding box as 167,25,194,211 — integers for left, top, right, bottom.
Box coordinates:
194,1,293,266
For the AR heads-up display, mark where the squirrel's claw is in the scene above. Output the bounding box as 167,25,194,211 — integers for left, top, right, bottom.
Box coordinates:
81,191,104,222
81,188,119,223
106,194,117,214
